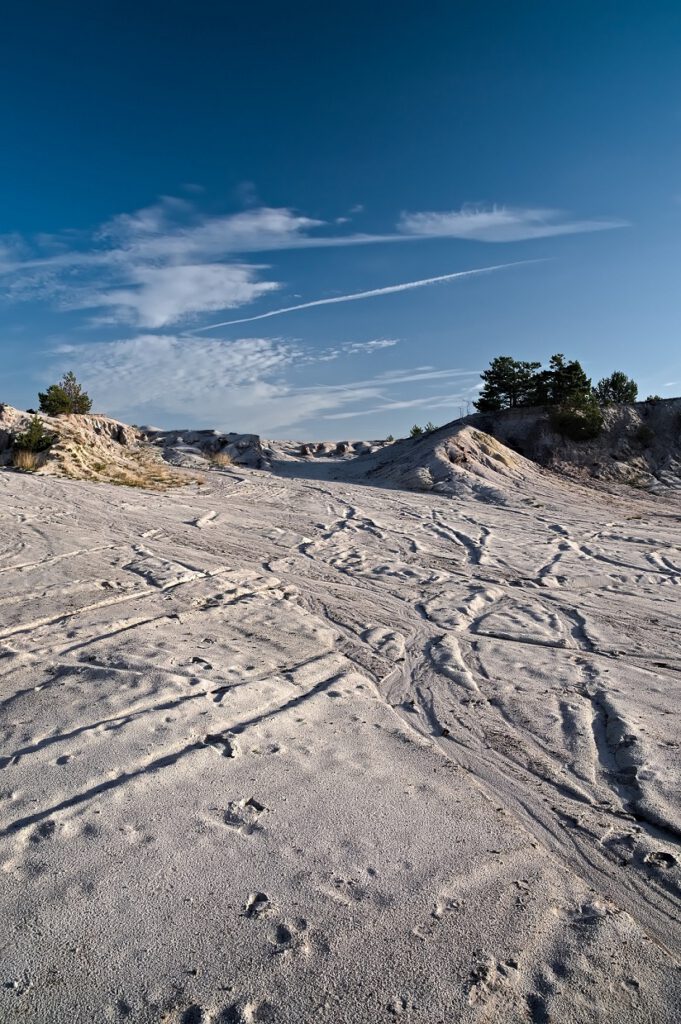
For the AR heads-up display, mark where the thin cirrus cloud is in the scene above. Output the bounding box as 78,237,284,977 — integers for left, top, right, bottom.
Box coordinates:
49,334,477,434
325,393,472,419
397,205,628,242
0,196,625,329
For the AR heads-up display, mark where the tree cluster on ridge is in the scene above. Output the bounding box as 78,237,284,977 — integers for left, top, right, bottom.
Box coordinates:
474,355,638,413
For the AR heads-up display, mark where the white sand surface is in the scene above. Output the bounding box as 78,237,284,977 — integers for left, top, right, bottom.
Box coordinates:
1,456,680,1023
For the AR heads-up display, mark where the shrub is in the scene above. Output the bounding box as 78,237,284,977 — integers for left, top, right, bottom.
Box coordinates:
385,434,394,443
13,414,57,452
550,398,604,441
39,371,92,416
424,422,437,434
12,449,40,471
209,451,233,467
409,424,424,438
645,395,662,403
632,424,655,447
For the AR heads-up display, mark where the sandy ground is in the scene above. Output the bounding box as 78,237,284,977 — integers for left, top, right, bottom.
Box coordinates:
0,458,680,1023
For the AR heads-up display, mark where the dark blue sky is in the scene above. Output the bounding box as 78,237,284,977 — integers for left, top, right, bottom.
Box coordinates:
1,1,680,435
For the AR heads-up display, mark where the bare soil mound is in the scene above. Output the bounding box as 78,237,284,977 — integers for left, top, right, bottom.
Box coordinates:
0,405,192,489
349,423,549,504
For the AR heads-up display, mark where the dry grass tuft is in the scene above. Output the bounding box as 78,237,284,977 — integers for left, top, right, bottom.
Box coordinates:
209,451,233,467
54,442,196,490
12,449,40,471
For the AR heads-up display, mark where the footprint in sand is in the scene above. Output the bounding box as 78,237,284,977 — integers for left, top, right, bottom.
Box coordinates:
467,953,519,1007
644,850,677,870
412,895,461,940
203,733,240,758
223,797,267,834
220,1000,276,1023
270,918,311,957
30,819,56,843
243,892,271,919
179,1006,207,1024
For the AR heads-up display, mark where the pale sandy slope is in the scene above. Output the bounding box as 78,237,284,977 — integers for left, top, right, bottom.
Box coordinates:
0,457,680,1023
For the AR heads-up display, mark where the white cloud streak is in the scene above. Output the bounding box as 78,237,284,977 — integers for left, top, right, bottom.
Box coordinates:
325,393,468,419
194,261,537,331
68,264,280,328
48,335,478,434
1,196,624,330
398,206,628,242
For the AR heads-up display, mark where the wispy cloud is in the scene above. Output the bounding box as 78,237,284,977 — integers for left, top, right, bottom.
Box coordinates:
52,335,307,430
398,206,628,242
48,335,477,434
316,338,399,361
194,261,536,330
325,392,471,419
344,339,398,354
96,201,326,260
66,263,280,329
0,195,624,330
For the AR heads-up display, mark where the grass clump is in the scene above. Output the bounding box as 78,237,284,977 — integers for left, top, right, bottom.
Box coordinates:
12,449,41,471
209,450,233,467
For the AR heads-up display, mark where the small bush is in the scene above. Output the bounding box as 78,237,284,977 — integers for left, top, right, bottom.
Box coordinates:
385,434,394,443
409,424,424,438
12,449,40,471
550,399,604,442
14,414,57,452
424,422,437,434
39,371,92,416
632,424,655,447
209,450,233,467
645,395,662,403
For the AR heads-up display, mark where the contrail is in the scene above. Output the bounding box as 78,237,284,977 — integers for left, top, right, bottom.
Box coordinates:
194,260,540,331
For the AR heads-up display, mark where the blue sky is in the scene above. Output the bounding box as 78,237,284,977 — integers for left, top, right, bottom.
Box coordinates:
1,1,680,437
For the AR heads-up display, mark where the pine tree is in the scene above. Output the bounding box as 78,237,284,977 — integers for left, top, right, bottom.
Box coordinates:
546,354,592,406
14,414,57,452
474,357,541,411
593,371,638,404
39,371,92,416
